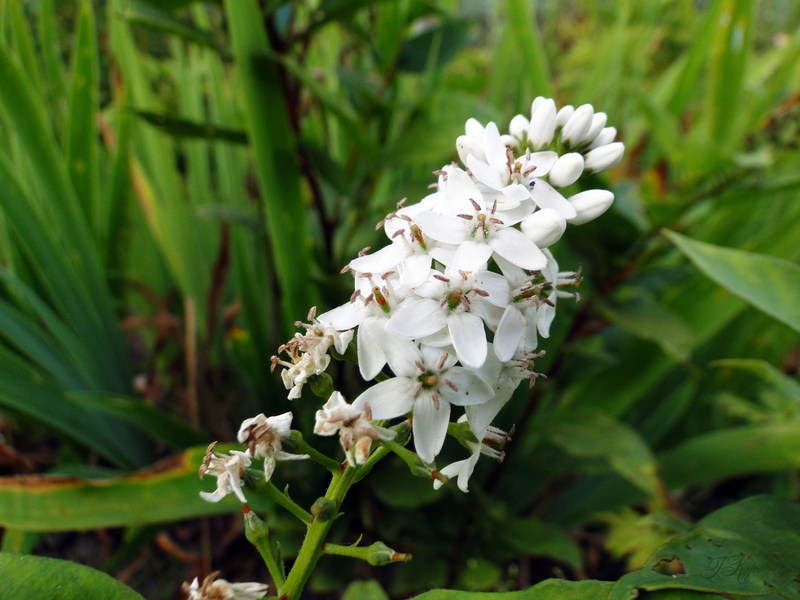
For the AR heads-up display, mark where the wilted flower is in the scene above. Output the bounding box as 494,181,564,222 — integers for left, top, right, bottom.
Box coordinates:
237,412,308,480
198,443,251,504
314,391,395,466
183,572,268,600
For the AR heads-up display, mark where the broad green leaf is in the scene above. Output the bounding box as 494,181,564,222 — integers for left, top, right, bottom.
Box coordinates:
396,18,472,73
603,299,694,362
548,409,660,495
497,518,582,569
0,553,144,600
0,446,270,531
664,230,800,333
409,579,614,599
659,424,800,488
610,495,800,599
342,579,390,600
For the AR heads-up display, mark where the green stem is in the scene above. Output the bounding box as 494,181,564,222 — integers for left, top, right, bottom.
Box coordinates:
278,466,358,600
243,507,285,588
288,432,342,473
245,469,313,523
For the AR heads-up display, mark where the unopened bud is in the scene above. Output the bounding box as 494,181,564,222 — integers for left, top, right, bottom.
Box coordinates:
366,541,412,566
520,208,567,248
548,152,584,188
509,114,529,140
584,142,625,173
555,104,574,128
560,104,594,147
566,190,615,225
311,497,337,521
584,112,608,145
588,126,617,150
528,98,557,150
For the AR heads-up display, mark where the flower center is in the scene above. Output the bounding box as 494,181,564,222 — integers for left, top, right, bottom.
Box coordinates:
419,373,439,389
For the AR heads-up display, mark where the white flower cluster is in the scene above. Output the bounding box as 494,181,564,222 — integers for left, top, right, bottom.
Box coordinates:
268,97,622,492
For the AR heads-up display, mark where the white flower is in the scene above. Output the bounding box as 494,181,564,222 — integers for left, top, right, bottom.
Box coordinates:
414,168,547,273
386,266,508,368
183,572,268,600
198,443,251,504
314,391,395,466
354,342,494,463
237,412,308,480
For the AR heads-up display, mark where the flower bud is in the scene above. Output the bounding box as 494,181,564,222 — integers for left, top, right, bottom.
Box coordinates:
500,134,518,148
528,98,557,150
311,497,337,521
520,208,567,248
365,541,412,566
566,190,614,225
588,126,617,149
584,142,625,173
584,112,608,145
547,152,584,188
555,104,574,128
560,104,594,147
509,114,529,140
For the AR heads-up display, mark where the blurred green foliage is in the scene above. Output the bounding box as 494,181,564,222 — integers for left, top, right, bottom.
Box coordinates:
0,0,798,598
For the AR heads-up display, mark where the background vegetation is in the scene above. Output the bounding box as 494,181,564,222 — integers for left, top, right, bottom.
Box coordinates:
0,0,798,598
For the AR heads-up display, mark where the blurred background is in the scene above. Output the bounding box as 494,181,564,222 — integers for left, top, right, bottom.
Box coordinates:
0,0,798,598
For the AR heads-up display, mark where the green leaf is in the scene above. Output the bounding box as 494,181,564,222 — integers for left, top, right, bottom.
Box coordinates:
0,553,145,600
659,424,800,488
396,18,472,73
610,495,800,599
664,230,800,333
0,446,271,531
548,409,660,495
408,579,614,599
712,358,800,400
66,0,100,225
223,0,320,335
497,518,582,569
342,579,390,600
134,110,248,144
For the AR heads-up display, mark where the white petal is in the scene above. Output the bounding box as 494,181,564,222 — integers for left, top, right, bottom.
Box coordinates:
451,240,493,272
482,122,508,173
349,242,409,274
398,253,433,288
357,317,388,380
354,378,416,419
467,154,505,191
456,135,482,165
521,151,558,177
448,312,487,368
317,301,366,330
465,117,484,139
384,338,424,377
509,114,529,140
530,179,577,219
446,166,484,208
414,211,468,244
494,306,526,361
413,394,450,463
472,270,510,306
386,296,447,339
440,367,494,405
489,227,547,271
